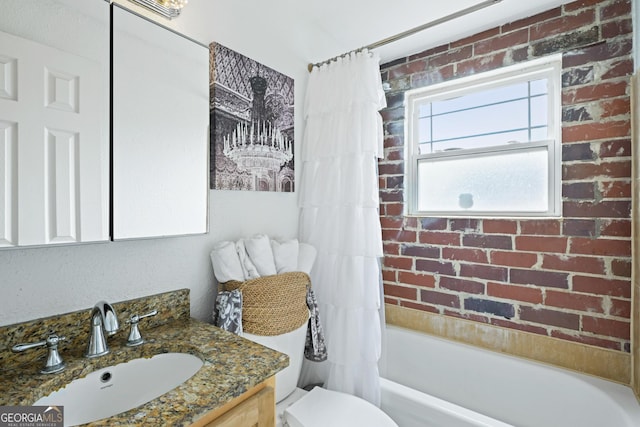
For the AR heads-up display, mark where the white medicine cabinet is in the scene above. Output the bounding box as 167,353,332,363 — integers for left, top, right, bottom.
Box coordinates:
0,0,209,248
112,4,209,240
0,0,111,247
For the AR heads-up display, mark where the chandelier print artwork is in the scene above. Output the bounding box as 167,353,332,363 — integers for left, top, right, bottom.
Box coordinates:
209,43,294,192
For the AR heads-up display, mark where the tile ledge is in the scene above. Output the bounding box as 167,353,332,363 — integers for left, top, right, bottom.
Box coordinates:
385,304,631,385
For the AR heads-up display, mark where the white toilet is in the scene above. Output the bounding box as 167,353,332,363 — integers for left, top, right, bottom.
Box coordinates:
244,320,398,427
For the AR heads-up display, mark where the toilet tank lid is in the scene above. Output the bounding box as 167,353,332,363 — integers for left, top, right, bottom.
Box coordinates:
284,387,398,427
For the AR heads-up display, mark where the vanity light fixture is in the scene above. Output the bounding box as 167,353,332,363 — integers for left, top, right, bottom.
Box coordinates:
127,0,188,19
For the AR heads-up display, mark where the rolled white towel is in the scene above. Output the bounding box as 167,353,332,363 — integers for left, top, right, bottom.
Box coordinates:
297,243,317,275
271,238,299,273
236,240,260,280
244,234,277,277
210,241,245,283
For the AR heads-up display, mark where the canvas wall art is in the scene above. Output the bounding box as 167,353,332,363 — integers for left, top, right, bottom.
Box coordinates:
209,43,294,192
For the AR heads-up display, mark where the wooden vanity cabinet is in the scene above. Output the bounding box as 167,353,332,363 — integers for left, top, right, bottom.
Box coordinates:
191,376,276,427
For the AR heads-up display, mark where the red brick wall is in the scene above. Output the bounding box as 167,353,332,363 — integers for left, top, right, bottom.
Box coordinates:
379,0,633,352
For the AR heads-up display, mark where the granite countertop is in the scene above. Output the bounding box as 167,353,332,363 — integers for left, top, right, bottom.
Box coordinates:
0,291,289,426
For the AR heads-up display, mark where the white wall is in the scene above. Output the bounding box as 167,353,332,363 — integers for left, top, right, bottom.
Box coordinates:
0,0,308,326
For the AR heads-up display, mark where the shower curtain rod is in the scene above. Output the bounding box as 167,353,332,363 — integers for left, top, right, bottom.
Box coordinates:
307,0,503,72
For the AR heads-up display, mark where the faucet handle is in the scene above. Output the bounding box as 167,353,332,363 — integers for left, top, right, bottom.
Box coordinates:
126,310,158,347
12,333,66,374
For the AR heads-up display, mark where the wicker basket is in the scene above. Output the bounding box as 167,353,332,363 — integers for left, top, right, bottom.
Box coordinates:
223,271,310,336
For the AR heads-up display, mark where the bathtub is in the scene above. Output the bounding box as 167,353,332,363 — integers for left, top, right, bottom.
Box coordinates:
379,325,640,427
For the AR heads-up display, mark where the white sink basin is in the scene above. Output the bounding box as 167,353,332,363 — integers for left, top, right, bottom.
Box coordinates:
34,352,203,426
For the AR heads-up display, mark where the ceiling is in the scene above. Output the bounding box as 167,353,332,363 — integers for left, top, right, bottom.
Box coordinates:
178,0,574,65
303,0,575,63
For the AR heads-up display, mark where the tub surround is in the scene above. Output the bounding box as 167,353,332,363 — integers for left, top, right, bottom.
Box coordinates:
386,304,631,386
0,289,289,426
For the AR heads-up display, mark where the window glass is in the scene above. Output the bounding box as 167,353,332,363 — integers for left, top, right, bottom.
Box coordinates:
405,55,561,217
431,98,529,145
418,79,550,151
431,81,529,115
530,95,548,127
417,147,549,213
530,78,548,95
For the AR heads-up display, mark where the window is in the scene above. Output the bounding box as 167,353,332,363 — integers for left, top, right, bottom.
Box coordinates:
405,55,562,217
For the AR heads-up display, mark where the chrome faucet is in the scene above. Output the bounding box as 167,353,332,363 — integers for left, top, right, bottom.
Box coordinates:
86,301,119,358
12,332,67,374
126,310,158,347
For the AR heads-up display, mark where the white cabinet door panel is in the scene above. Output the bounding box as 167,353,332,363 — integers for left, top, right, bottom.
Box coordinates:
0,120,17,246
45,128,79,243
0,29,108,246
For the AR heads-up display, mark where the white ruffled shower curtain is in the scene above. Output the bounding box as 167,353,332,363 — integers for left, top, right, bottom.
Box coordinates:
298,50,386,406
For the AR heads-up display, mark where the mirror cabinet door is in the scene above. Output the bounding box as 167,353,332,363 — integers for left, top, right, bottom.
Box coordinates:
112,5,209,240
0,0,110,247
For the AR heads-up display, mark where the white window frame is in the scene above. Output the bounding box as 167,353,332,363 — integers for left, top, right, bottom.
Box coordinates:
404,54,562,218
